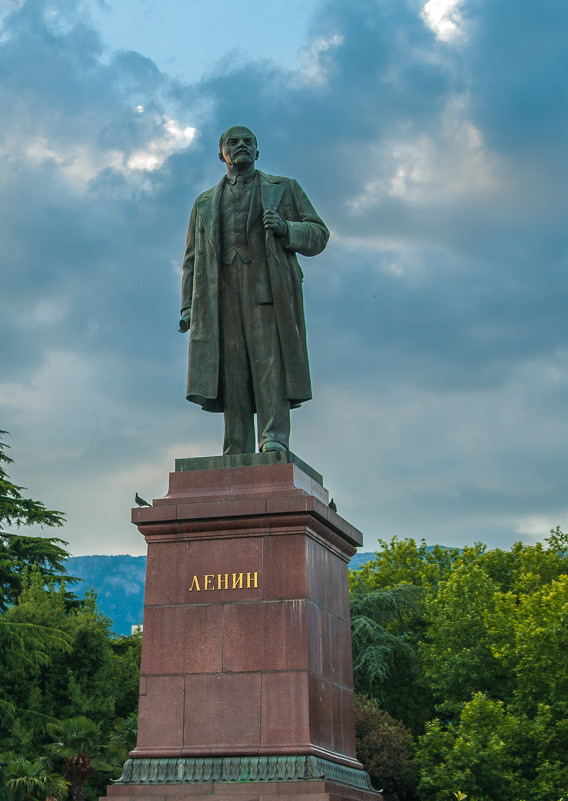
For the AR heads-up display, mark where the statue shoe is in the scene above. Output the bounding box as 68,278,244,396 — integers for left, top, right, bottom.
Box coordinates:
261,441,287,452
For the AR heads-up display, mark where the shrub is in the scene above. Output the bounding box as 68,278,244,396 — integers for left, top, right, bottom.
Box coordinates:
355,694,418,801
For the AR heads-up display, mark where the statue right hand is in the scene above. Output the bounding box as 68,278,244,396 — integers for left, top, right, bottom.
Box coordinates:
178,314,191,333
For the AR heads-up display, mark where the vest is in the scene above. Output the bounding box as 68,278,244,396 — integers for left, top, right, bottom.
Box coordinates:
220,175,256,265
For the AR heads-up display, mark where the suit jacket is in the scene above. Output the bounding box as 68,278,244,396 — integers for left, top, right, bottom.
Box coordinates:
181,170,329,412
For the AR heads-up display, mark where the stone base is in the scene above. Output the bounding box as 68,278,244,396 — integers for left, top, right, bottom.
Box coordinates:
101,456,383,801
130,455,363,766
106,756,381,801
105,779,381,801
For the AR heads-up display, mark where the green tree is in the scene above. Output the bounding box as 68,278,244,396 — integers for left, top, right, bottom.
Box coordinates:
490,575,568,715
475,539,568,595
419,563,507,716
45,717,115,801
0,432,140,797
0,571,140,757
349,579,431,731
546,525,568,556
0,593,72,724
351,532,568,799
351,538,465,595
416,694,519,801
354,695,418,801
350,583,424,692
105,713,138,766
108,636,142,722
416,693,568,801
0,431,72,611
350,538,470,732
4,754,68,801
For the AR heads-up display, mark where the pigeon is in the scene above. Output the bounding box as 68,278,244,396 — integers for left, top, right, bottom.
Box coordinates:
329,498,337,512
135,493,151,507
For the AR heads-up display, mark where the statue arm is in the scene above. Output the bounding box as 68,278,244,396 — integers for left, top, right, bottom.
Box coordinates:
180,202,198,329
285,179,329,257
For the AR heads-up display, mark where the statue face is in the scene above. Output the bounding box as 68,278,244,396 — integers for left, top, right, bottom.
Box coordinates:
219,126,258,169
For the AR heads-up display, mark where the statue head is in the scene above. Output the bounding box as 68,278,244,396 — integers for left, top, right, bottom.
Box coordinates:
218,125,259,170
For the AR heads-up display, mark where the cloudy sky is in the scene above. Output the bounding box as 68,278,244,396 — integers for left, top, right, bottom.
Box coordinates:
1,0,566,556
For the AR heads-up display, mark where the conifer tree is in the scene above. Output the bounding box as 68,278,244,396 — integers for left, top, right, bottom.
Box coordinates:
0,431,71,610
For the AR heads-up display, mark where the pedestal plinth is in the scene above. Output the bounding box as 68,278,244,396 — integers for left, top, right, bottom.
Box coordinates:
107,452,380,801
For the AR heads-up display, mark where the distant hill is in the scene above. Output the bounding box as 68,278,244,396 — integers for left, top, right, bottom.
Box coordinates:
67,551,377,635
67,555,146,636
349,551,376,570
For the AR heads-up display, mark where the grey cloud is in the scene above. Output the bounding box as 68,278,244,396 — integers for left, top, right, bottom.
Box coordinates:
1,0,567,553
464,0,568,153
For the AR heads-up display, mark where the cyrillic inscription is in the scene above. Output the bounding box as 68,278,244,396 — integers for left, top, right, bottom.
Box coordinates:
188,571,259,592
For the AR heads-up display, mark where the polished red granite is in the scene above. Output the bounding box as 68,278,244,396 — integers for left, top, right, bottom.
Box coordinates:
129,459,363,770
105,778,379,801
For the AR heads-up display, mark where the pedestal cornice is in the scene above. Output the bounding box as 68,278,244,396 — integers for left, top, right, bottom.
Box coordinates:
132,455,363,558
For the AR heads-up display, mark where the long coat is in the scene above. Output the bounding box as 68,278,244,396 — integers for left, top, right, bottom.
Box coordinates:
181,170,329,413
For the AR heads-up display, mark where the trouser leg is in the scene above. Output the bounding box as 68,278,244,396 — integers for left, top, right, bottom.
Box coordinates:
221,254,290,454
221,260,255,455
245,301,290,452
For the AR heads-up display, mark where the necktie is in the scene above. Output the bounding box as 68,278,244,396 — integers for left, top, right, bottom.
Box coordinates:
233,175,244,198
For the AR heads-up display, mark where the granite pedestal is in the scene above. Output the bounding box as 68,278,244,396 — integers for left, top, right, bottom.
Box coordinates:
105,452,380,801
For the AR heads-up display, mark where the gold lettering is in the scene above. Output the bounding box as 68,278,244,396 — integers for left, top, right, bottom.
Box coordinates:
190,571,260,591
217,573,229,590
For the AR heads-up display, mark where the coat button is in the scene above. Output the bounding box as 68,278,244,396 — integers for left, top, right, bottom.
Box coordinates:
197,249,203,255
194,294,200,300
196,272,201,278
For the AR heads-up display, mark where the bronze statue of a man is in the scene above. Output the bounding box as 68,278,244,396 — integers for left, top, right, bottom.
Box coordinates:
180,125,329,455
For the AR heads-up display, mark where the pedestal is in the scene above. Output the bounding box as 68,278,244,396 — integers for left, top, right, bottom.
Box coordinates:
106,452,380,801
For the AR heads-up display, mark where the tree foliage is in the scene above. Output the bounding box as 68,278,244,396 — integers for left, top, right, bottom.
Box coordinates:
0,433,141,801
4,754,68,801
0,433,65,532
0,569,141,757
350,532,568,800
0,568,141,800
416,693,568,801
45,717,117,801
354,695,418,801
350,583,424,691
0,431,73,611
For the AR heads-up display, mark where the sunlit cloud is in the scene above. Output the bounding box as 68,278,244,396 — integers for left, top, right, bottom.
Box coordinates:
346,94,498,217
126,116,196,171
24,138,124,187
17,116,196,187
298,33,344,85
421,0,463,41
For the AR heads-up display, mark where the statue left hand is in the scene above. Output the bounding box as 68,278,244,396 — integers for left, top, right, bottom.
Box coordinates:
178,314,191,333
263,210,288,237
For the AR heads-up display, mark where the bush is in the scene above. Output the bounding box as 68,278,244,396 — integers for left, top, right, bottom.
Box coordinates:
355,694,418,801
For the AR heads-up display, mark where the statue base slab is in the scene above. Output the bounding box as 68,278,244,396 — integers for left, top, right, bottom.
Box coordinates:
106,778,379,801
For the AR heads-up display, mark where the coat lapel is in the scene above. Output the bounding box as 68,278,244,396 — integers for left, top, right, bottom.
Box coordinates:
247,172,264,230
258,172,285,219
254,170,285,228
197,178,224,256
